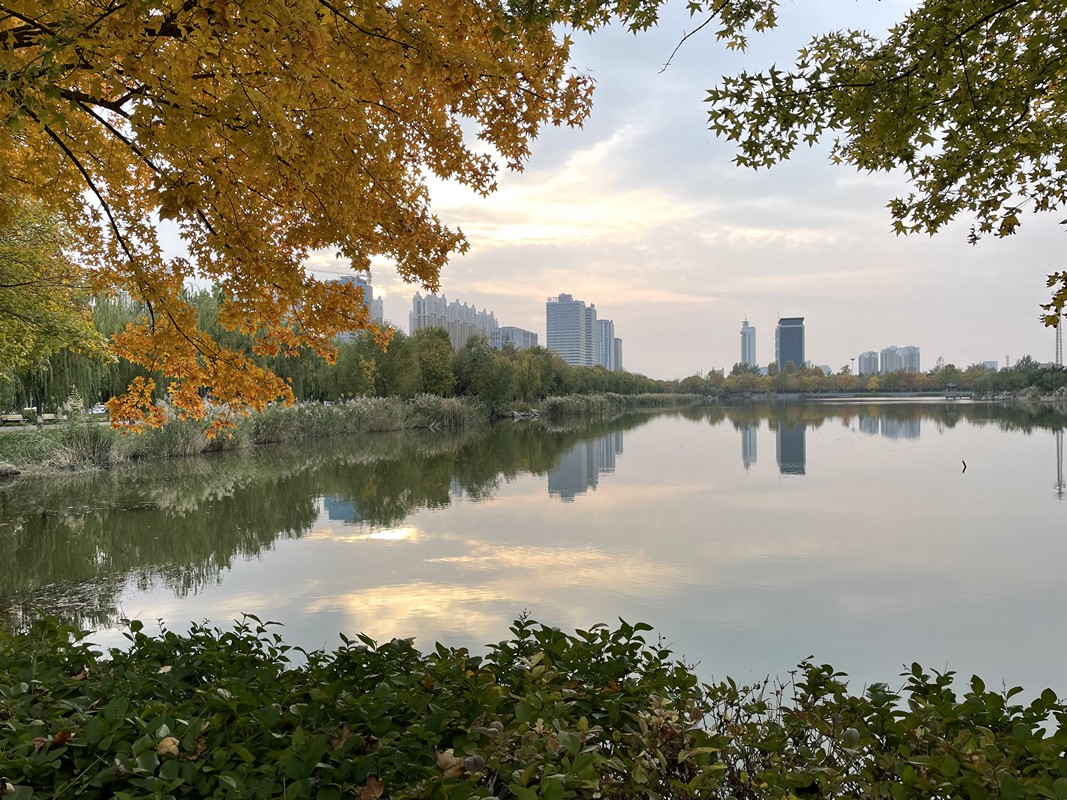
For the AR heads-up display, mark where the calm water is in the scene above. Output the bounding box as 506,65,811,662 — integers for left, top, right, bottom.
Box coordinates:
3,402,1066,694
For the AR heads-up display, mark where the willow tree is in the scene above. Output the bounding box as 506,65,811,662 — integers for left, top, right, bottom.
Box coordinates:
0,206,107,385
1,0,776,428
704,0,1067,321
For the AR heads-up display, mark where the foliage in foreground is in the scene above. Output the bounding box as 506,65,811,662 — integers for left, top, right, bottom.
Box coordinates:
1,618,1066,799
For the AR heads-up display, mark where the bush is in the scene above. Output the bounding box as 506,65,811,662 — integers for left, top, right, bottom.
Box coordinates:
1,618,1064,799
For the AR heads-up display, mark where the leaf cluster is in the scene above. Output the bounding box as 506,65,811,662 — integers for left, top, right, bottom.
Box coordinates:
705,0,1067,316
2,616,1067,799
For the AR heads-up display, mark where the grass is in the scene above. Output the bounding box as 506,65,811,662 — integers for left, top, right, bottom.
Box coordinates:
0,393,698,476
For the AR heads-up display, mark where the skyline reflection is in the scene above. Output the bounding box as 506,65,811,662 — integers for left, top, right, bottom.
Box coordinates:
547,431,625,502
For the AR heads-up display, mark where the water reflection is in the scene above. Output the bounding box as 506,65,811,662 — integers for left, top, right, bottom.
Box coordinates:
3,400,1067,696
548,431,624,501
741,425,757,471
0,417,646,630
775,424,806,475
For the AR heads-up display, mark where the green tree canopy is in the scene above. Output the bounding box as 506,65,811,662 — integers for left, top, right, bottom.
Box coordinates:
0,204,107,375
705,0,1067,318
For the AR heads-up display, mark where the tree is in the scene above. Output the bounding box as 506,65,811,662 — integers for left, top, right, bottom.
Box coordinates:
411,328,456,397
0,204,106,375
453,335,515,412
705,0,1067,319
373,329,421,398
2,0,774,427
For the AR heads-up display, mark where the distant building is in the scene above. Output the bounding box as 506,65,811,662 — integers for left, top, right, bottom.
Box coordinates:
546,293,593,366
546,293,622,369
410,292,498,350
858,351,879,376
775,317,805,370
880,345,921,373
597,319,616,370
880,346,902,374
740,319,757,367
900,346,921,372
982,360,1000,371
491,326,538,351
334,273,384,341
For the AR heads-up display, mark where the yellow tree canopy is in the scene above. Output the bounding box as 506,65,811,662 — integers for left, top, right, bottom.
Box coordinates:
1,0,772,427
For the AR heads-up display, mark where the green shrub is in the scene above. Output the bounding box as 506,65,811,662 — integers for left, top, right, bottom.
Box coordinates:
2,618,1064,799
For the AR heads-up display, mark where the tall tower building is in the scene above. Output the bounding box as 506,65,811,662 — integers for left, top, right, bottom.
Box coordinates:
740,319,757,367
597,319,616,370
546,294,589,366
547,294,620,368
775,317,805,370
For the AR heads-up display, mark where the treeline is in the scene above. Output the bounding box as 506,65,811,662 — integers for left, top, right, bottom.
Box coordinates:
676,355,1067,397
0,291,674,414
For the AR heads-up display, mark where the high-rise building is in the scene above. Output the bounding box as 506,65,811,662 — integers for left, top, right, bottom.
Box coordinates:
740,319,757,367
409,292,498,350
858,351,879,376
900,346,921,372
880,346,902,374
775,317,805,370
546,294,590,366
547,294,622,369
880,344,921,373
333,273,384,341
490,326,538,350
597,319,616,370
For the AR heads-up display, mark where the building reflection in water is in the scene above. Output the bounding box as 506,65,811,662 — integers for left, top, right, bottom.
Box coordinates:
323,496,364,524
548,431,624,502
776,424,806,475
858,412,921,439
741,424,758,471
881,417,921,439
1056,429,1065,500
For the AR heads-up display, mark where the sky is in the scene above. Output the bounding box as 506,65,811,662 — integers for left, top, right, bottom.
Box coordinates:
307,0,1065,380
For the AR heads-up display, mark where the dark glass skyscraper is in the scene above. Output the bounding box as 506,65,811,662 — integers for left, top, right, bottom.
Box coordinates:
775,317,805,370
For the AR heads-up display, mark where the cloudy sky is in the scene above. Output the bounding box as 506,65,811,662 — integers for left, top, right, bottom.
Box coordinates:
311,1,1064,379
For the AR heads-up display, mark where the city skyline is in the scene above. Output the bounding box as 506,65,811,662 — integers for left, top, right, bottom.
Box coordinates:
306,0,1061,378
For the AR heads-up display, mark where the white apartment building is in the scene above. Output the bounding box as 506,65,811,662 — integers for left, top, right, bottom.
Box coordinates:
409,292,498,350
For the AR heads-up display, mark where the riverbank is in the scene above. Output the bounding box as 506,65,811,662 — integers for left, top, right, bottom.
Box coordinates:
0,393,699,477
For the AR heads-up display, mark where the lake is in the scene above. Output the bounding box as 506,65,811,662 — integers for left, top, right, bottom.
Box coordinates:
2,401,1065,695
